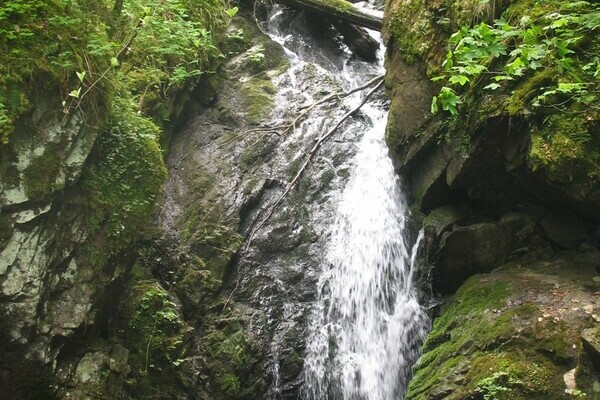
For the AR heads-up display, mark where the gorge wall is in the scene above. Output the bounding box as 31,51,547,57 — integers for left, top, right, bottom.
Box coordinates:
0,0,599,399
382,0,600,398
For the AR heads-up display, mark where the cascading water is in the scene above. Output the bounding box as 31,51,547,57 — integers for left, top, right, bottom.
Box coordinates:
261,4,430,399
301,123,430,398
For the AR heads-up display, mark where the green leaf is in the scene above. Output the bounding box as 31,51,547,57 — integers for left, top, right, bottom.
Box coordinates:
110,57,119,67
431,96,439,114
449,75,469,85
76,71,86,82
483,82,501,90
68,87,81,99
225,7,238,18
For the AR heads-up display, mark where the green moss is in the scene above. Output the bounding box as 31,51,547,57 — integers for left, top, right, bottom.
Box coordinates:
386,0,431,65
322,0,354,14
241,77,276,125
217,373,241,396
469,352,562,399
406,273,569,400
22,144,63,201
126,281,185,362
505,69,556,116
528,113,599,186
201,323,263,400
83,97,166,252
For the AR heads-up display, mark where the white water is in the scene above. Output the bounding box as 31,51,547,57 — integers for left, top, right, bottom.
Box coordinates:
265,5,430,399
300,117,430,400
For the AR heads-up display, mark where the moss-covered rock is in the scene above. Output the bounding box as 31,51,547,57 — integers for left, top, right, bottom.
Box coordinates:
240,77,277,125
383,0,599,220
407,252,600,399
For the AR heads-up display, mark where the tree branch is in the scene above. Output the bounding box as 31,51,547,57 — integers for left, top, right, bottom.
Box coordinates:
244,75,385,250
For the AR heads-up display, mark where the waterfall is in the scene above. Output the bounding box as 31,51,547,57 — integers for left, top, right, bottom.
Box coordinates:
263,4,430,399
300,112,429,400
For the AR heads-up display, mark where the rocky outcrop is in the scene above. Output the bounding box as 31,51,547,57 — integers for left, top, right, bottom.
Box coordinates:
407,252,600,399
382,0,599,398
118,4,388,399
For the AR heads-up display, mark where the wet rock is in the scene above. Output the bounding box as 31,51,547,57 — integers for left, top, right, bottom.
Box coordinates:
422,204,468,238
407,252,600,400
539,210,590,250
330,20,380,61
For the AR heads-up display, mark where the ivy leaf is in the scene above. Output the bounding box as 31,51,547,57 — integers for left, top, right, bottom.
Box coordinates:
76,71,86,82
225,7,238,18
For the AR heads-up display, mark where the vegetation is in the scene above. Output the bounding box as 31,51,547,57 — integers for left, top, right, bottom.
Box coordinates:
431,1,600,116
0,0,235,143
386,0,599,189
0,0,241,263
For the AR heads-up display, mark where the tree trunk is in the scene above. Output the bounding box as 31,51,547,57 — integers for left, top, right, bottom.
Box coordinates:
330,19,379,61
277,0,383,31
113,0,123,17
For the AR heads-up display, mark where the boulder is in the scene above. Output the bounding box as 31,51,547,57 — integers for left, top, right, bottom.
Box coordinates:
431,212,535,294
407,252,600,400
581,326,600,369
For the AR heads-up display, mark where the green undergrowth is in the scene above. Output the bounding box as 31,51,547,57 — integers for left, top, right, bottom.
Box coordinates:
386,0,599,190
0,0,234,142
120,270,190,398
120,250,264,399
83,96,167,264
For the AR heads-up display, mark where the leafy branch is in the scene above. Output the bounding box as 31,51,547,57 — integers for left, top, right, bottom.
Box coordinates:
431,0,600,115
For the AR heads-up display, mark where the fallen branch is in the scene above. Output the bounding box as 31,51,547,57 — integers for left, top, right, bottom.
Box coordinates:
244,74,384,137
277,0,384,31
245,75,385,250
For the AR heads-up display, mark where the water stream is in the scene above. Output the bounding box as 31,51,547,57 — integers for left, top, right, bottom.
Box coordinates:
263,4,430,399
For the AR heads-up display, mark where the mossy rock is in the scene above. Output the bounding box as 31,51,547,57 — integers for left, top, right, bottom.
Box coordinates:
407,253,600,399
22,143,65,201
527,113,600,200
240,77,277,125
200,321,264,400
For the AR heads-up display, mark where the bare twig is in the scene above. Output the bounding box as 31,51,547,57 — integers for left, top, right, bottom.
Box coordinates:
244,76,385,250
244,74,385,137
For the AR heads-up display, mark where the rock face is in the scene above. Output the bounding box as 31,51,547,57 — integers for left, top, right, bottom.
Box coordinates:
407,252,600,399
123,4,389,399
0,0,388,397
382,0,600,398
0,93,113,398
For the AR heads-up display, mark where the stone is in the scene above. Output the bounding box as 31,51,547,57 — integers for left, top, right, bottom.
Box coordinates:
539,210,590,249
432,212,535,294
75,352,109,384
423,204,469,238
581,326,600,368
407,253,600,399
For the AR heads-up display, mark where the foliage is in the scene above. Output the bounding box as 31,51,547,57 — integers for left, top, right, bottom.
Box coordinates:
84,96,166,245
431,0,600,115
0,0,235,142
476,370,525,400
124,279,187,379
